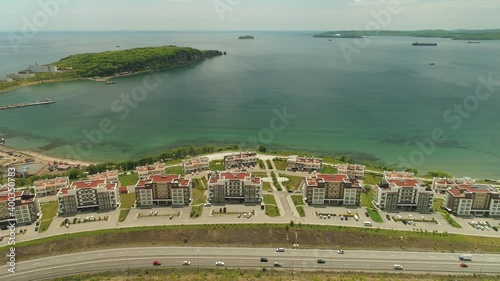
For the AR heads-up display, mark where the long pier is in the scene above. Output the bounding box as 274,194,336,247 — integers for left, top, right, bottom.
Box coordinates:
0,99,55,111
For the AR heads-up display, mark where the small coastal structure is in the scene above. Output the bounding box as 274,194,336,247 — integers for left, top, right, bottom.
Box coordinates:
208,171,262,204
238,35,254,39
302,173,362,206
286,155,322,172
8,73,35,79
27,64,58,73
135,174,192,207
182,156,209,174
337,164,366,179
0,77,13,83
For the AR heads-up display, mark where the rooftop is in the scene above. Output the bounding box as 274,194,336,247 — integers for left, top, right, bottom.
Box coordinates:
70,179,106,189
337,163,366,171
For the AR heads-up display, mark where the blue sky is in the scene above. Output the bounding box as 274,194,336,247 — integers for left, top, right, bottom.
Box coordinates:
0,0,499,31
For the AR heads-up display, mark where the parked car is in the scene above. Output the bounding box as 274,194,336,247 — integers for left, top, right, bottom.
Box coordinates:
394,264,403,270
365,212,370,217
215,261,225,266
182,261,191,265
260,257,268,262
169,215,173,220
386,214,391,220
273,262,282,267
276,248,285,252
317,259,326,264
153,260,161,266
338,250,344,254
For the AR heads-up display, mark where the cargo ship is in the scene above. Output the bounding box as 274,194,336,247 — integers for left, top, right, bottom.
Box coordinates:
412,42,437,46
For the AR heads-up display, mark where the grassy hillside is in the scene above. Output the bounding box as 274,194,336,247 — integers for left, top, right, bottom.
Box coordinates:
55,46,223,77
314,29,500,40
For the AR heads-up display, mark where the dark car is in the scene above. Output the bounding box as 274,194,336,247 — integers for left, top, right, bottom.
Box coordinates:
260,257,268,262
153,260,161,266
317,259,326,264
365,212,370,218
386,214,391,220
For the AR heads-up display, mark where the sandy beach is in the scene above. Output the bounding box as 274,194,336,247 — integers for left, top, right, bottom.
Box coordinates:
0,145,97,167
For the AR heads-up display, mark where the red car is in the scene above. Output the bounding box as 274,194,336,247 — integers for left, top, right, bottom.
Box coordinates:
153,260,161,266
460,263,468,268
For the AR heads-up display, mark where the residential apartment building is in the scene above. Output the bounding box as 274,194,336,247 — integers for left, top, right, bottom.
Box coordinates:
286,155,322,172
57,179,120,215
444,184,500,216
0,189,41,228
337,164,366,179
374,171,433,211
33,176,69,196
224,152,257,169
136,162,166,180
432,177,475,194
135,174,192,207
208,171,262,204
88,170,119,183
302,173,362,205
182,156,209,174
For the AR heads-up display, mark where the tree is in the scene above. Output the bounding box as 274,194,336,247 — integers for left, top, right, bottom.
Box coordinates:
86,165,97,175
405,168,418,175
258,145,267,153
289,220,295,227
68,169,80,180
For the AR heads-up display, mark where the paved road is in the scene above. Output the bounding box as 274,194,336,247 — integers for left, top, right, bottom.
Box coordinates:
2,247,499,281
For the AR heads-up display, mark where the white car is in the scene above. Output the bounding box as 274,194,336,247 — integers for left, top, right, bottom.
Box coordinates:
215,261,225,266
182,261,191,265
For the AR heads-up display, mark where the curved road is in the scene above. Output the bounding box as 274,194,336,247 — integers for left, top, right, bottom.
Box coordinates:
2,247,500,280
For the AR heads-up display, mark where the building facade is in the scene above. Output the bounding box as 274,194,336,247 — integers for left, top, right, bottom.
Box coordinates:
208,171,262,204
0,189,41,228
88,170,119,183
33,176,69,196
432,177,476,194
224,152,257,169
337,164,366,179
135,174,192,207
136,162,166,180
57,179,120,215
182,157,209,174
374,171,433,211
444,184,500,216
302,173,362,205
286,155,322,172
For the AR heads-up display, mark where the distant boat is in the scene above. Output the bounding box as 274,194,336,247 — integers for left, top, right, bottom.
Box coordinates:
468,41,480,44
0,138,4,145
116,45,120,48
105,80,118,85
412,42,437,46
328,39,332,41
429,63,435,65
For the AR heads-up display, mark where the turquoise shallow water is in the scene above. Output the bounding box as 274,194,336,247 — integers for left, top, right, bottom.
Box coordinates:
0,31,499,178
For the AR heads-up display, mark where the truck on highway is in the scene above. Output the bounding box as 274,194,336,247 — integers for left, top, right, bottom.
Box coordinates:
458,254,472,261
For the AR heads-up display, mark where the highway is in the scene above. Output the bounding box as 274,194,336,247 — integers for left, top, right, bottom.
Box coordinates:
2,247,500,280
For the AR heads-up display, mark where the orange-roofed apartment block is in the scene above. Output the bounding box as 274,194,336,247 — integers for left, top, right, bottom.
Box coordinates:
444,184,500,216
57,179,120,215
208,171,262,204
135,174,192,207
374,171,433,211
302,173,362,205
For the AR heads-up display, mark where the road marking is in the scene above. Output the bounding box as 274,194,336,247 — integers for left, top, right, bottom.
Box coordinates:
33,263,40,266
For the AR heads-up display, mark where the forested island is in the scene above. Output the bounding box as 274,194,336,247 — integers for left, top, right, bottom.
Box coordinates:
238,35,255,39
0,46,223,93
314,29,500,40
56,46,223,77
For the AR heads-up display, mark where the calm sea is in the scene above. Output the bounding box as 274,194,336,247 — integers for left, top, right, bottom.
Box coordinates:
0,31,499,178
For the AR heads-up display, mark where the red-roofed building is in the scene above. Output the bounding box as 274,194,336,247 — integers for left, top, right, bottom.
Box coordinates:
57,179,120,215
444,184,500,216
33,176,69,196
0,189,41,228
208,171,262,204
224,152,257,169
303,173,361,205
136,162,166,180
374,172,433,211
134,174,192,207
287,155,322,172
432,177,475,194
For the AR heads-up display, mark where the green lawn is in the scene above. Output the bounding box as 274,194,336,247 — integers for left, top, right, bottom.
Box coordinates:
366,208,383,223
192,188,207,205
320,165,337,174
257,159,265,169
296,206,305,217
263,194,277,205
252,172,268,177
272,158,287,171
265,205,280,217
263,182,272,191
39,201,59,233
165,165,183,175
361,186,375,208
279,174,304,191
190,205,203,218
364,173,382,185
209,160,225,171
118,209,130,222
291,195,305,206
118,173,138,186
120,193,136,209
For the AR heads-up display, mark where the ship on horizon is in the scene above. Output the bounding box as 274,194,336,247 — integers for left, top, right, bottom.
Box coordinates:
412,42,437,46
